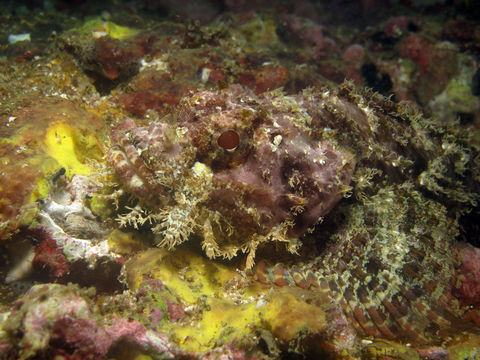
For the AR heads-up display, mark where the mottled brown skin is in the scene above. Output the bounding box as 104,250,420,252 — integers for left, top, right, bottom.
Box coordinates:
254,83,480,347
109,83,480,346
256,187,477,346
109,85,355,262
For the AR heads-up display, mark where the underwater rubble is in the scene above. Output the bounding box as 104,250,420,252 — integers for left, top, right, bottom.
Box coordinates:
0,0,480,359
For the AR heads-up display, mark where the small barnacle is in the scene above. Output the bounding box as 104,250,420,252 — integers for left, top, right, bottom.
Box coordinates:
270,134,282,152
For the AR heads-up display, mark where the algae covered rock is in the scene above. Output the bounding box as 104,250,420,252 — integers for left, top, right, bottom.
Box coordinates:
0,98,105,240
122,247,350,357
0,283,182,359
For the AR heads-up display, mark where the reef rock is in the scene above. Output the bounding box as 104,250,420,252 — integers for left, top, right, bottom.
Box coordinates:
0,98,104,241
1,283,182,359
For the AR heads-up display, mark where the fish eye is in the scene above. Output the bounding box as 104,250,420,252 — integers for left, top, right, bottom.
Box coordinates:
217,129,240,151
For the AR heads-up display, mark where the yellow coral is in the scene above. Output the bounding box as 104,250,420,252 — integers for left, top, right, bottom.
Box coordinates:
44,122,92,177
262,288,327,343
125,248,332,354
107,229,148,255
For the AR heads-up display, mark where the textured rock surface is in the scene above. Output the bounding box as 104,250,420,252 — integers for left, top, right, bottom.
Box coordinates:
1,283,182,359
0,99,104,240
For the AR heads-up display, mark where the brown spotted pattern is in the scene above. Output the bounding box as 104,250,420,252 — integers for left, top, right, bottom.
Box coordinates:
256,186,478,345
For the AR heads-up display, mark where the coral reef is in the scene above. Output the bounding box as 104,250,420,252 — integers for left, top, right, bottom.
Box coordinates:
121,247,357,357
0,1,480,359
0,283,182,359
31,226,69,280
36,174,124,283
453,242,480,306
